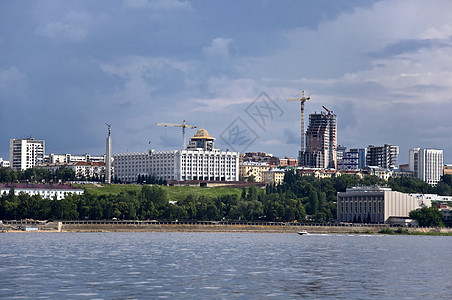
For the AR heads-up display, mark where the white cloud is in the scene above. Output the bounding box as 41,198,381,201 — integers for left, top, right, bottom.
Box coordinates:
203,38,233,59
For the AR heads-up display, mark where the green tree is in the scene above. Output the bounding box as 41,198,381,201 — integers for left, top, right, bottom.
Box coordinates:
409,206,444,227
247,175,256,182
307,192,318,215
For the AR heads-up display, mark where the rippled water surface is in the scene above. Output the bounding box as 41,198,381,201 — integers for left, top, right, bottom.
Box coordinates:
0,232,450,299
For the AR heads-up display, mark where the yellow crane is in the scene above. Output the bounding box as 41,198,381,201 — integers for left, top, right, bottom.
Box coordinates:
156,120,197,149
287,90,311,152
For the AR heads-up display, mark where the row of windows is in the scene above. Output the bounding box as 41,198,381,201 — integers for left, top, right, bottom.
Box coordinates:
340,201,382,214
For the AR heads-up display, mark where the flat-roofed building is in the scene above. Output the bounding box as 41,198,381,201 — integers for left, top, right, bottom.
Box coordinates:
409,148,443,185
9,138,45,170
366,144,399,170
0,183,84,200
0,158,10,168
45,153,105,164
239,162,271,182
113,129,239,183
36,162,107,181
262,169,286,185
337,186,431,224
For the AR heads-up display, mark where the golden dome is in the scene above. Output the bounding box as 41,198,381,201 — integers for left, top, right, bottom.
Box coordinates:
190,128,215,140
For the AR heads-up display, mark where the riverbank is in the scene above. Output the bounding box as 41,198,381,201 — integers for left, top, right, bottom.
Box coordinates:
2,221,451,235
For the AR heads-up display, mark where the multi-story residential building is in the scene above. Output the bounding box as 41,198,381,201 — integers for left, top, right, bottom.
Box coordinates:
338,148,366,171
262,168,286,185
0,183,84,200
45,153,105,164
239,162,272,182
36,162,107,181
114,129,239,183
9,138,45,170
366,144,398,169
443,164,452,176
339,150,359,170
410,193,452,202
409,148,443,185
278,157,297,167
242,152,274,163
336,145,347,163
300,111,337,169
337,186,431,224
0,158,10,168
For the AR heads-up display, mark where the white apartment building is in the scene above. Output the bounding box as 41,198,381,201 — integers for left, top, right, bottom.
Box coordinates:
37,161,107,181
45,153,105,164
337,186,431,224
9,138,45,170
113,129,239,183
0,158,10,168
409,148,443,185
0,183,84,200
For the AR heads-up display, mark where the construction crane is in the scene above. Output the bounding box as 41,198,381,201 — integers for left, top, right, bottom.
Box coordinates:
322,106,333,115
156,120,197,149
287,90,311,153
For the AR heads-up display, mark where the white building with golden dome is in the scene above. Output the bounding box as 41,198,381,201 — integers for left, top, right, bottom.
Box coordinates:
113,128,239,182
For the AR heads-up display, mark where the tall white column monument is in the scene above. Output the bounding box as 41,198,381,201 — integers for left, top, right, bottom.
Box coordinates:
105,123,112,184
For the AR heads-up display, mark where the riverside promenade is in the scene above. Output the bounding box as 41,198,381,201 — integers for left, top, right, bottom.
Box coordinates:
2,220,451,234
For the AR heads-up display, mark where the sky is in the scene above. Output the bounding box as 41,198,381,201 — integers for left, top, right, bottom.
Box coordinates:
1,0,452,164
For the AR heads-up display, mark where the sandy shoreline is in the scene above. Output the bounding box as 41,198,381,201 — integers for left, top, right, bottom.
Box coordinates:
3,223,451,234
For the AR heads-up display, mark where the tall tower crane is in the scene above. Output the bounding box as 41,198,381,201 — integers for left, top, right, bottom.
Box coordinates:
156,120,197,149
322,105,333,115
287,90,311,153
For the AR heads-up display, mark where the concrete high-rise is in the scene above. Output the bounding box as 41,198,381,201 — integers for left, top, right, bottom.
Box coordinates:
300,110,337,169
338,148,366,171
9,138,45,170
409,148,443,185
366,144,398,170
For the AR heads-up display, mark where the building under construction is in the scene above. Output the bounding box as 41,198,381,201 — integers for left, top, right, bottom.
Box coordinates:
300,108,337,169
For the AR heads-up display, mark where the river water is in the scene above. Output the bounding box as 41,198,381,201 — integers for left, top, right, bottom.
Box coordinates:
0,232,450,299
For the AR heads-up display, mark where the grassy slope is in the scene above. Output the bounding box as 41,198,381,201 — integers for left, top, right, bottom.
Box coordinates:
77,184,243,201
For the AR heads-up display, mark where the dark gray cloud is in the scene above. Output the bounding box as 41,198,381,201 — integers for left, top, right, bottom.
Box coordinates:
1,0,452,165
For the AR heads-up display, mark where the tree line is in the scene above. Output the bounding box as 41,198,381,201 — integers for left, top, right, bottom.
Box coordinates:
0,167,76,183
1,168,450,225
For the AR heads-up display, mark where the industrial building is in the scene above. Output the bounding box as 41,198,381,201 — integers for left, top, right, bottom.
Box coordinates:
337,186,431,224
9,138,45,170
409,148,443,185
114,128,239,183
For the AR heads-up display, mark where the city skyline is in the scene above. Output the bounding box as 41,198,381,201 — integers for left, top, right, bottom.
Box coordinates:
2,0,452,164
